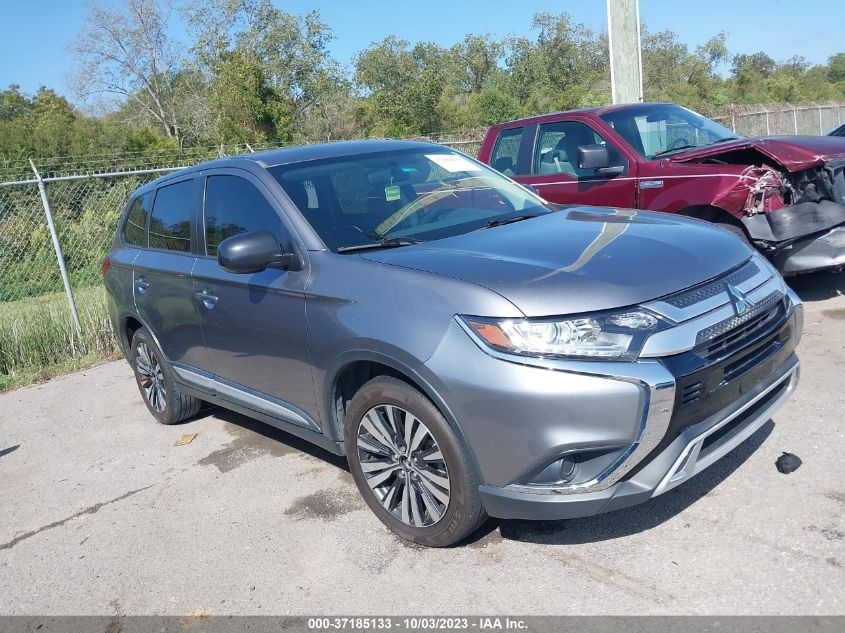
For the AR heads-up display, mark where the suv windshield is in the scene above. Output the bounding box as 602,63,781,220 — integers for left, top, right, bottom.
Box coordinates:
268,148,550,252
599,104,738,159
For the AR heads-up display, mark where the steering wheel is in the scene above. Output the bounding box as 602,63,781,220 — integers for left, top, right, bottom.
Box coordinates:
667,137,690,151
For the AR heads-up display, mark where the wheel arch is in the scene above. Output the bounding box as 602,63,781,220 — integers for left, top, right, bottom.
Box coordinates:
325,350,483,479
679,203,744,226
118,312,164,361
678,204,752,237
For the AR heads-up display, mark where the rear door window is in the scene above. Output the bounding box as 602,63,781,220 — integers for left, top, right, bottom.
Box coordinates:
123,192,153,246
148,180,194,253
203,175,288,256
489,127,523,176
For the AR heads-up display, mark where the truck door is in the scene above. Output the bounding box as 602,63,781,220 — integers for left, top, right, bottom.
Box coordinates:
517,119,636,209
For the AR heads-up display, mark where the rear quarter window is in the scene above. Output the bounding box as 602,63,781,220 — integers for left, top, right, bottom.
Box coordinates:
123,192,153,246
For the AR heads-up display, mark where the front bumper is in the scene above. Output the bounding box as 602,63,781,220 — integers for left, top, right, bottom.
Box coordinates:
423,258,800,521
741,200,845,274
480,355,798,520
772,225,845,275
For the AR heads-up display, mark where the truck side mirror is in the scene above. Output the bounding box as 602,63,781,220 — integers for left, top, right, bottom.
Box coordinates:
578,144,624,177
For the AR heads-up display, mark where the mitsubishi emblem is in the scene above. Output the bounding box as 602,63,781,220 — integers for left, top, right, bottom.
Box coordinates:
726,284,754,316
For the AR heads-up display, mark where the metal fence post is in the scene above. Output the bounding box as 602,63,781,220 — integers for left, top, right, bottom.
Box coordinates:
793,107,798,134
818,105,823,134
28,159,82,337
765,108,770,135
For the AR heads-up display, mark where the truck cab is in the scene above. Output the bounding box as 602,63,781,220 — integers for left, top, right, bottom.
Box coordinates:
479,103,845,275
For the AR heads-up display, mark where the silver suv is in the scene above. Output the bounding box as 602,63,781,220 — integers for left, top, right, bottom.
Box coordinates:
103,140,803,546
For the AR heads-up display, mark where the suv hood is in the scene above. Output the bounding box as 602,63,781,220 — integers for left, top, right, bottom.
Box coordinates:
670,135,845,171
361,207,753,317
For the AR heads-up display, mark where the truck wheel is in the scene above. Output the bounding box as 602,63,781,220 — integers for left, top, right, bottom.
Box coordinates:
130,327,202,425
344,376,486,547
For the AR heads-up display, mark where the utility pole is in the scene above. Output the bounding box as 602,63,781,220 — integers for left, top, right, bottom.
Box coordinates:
607,0,643,104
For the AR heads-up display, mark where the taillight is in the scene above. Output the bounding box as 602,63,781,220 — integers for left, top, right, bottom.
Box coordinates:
100,257,111,276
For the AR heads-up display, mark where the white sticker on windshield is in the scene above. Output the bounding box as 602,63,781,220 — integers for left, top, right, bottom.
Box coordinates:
425,153,482,173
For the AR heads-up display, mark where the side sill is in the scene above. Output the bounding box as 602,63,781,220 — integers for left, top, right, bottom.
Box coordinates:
175,380,343,457
171,364,341,455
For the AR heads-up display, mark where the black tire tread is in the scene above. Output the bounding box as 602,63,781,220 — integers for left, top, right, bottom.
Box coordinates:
344,375,486,547
130,328,202,425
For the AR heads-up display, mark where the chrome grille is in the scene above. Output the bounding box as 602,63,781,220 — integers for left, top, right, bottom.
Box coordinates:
664,260,760,309
695,291,784,349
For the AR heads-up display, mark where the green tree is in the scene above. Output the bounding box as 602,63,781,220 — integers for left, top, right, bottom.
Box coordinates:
70,0,188,146
356,37,448,135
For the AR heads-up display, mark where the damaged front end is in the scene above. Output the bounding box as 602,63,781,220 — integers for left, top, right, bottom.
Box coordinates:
740,158,845,274
705,155,845,275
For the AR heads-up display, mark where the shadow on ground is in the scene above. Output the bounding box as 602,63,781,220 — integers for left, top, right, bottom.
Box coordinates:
465,420,775,546
787,269,845,302
202,406,348,472
189,396,776,547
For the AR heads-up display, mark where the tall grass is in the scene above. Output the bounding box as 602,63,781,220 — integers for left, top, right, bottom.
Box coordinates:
0,285,121,391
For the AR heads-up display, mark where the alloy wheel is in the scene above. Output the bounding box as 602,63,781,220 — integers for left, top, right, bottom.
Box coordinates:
357,404,450,527
135,341,166,413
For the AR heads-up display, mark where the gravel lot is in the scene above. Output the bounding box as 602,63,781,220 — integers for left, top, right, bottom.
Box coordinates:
1,272,843,616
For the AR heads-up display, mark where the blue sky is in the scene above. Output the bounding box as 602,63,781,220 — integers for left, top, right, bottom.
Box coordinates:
1,0,843,100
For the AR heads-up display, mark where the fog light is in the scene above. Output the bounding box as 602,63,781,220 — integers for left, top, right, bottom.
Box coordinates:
559,455,578,482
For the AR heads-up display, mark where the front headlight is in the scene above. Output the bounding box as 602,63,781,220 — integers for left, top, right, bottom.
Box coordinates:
459,310,666,360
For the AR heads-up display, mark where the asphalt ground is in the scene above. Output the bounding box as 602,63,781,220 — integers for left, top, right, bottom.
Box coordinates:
1,272,843,615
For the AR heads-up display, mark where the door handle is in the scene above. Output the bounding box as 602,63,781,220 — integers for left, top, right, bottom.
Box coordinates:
136,276,150,293
196,288,218,310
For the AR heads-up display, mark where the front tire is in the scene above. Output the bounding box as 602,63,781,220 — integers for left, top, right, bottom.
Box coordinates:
130,327,202,425
344,376,486,547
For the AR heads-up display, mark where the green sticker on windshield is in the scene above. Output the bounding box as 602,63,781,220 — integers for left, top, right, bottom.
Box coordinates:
384,185,401,202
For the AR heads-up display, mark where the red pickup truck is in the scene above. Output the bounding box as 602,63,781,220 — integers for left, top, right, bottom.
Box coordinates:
479,103,845,274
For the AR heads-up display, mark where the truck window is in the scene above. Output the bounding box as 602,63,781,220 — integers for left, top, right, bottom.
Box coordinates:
533,121,626,177
490,127,523,177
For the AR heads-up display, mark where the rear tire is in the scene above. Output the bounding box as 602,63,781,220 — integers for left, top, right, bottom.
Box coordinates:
344,376,486,547
130,327,202,425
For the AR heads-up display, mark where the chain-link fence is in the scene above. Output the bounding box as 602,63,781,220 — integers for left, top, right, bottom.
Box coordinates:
0,140,481,386
710,102,845,136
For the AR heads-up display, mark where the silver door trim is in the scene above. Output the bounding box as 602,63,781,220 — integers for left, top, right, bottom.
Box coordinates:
172,364,321,432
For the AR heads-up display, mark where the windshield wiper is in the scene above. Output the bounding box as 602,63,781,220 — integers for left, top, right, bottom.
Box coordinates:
711,136,741,144
484,214,540,229
336,237,424,253
653,144,700,156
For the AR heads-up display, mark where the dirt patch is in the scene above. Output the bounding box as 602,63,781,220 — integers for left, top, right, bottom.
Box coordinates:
468,526,504,549
822,308,845,320
824,491,845,508
805,524,845,541
197,422,297,473
285,489,361,521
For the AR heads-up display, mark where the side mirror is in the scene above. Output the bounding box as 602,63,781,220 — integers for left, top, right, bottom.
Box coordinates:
577,144,624,177
217,231,297,274
578,144,610,169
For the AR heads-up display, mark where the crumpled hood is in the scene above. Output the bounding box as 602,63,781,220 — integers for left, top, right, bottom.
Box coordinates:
361,207,753,317
670,135,845,171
